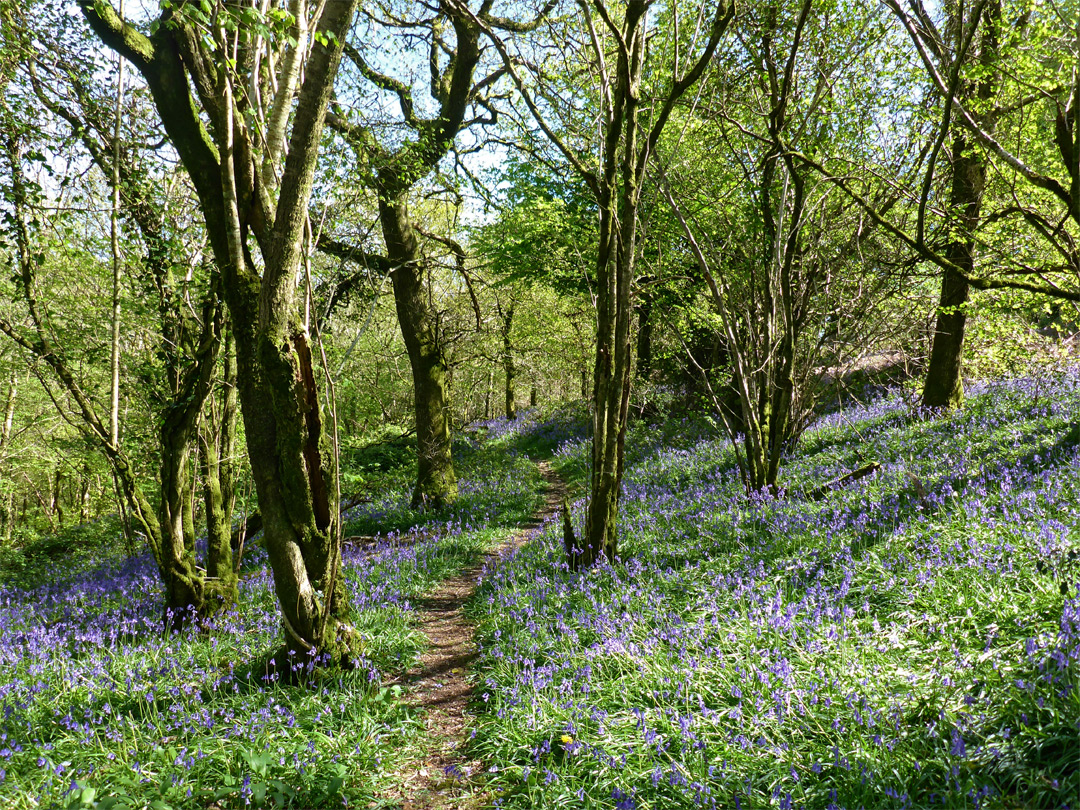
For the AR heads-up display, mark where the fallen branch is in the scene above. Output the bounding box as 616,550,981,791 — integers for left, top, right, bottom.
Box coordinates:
804,462,882,501
230,493,373,550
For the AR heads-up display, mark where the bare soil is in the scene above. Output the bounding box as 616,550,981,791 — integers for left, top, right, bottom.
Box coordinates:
376,461,566,809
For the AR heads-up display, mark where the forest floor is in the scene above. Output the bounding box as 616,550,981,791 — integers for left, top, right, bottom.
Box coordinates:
378,461,567,809
2,380,1078,809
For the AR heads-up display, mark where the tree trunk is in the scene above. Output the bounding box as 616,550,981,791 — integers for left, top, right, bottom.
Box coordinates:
921,3,999,409
158,419,205,627
484,367,493,419
200,326,238,610
379,191,457,509
636,297,653,380
182,466,196,551
548,0,733,569
0,369,16,543
79,465,91,523
51,467,64,528
108,24,125,451
327,6,486,511
219,0,359,662
1,367,15,450
922,263,970,409
922,129,985,409
502,304,516,420
575,5,648,571
0,493,12,545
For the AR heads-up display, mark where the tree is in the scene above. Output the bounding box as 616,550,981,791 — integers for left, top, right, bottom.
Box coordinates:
798,0,1079,406
660,0,904,492
472,0,734,567
325,1,555,508
907,0,1003,408
0,4,242,620
78,0,360,662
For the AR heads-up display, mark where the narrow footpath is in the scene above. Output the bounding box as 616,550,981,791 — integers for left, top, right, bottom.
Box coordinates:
380,461,566,809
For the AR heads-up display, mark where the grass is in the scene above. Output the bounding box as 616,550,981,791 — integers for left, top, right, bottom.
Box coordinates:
466,373,1079,809
2,374,1078,809
0,430,543,809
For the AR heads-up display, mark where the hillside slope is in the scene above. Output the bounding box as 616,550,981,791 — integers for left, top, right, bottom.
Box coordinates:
469,372,1080,808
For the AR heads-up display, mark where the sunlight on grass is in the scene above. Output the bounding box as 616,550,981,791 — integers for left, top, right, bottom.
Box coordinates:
0,438,542,809
469,372,1080,809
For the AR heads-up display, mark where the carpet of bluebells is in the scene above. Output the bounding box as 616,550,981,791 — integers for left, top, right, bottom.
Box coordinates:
469,372,1080,808
0,435,542,808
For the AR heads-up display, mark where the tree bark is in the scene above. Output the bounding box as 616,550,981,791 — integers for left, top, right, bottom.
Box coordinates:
380,192,457,508
200,336,238,613
182,467,196,551
0,493,12,545
523,0,735,569
921,3,999,409
79,466,90,524
922,263,970,409
329,4,501,508
0,367,17,543
922,128,984,409
502,303,516,420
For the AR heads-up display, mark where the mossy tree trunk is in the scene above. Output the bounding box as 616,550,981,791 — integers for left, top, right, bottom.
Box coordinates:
484,368,494,419
921,1,1000,410
80,0,360,661
153,287,224,625
380,191,457,508
50,467,64,528
922,126,988,410
200,327,239,609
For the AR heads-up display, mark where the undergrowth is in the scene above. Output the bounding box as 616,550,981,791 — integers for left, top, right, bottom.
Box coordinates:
467,371,1080,809
0,434,542,809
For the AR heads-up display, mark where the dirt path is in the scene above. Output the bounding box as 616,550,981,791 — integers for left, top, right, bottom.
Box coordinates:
379,461,566,809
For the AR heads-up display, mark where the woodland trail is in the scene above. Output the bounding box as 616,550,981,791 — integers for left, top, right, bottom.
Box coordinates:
378,460,567,809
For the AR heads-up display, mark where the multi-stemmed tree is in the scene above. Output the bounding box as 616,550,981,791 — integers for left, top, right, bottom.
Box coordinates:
660,0,909,492
472,0,735,567
78,0,360,661
0,7,240,620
